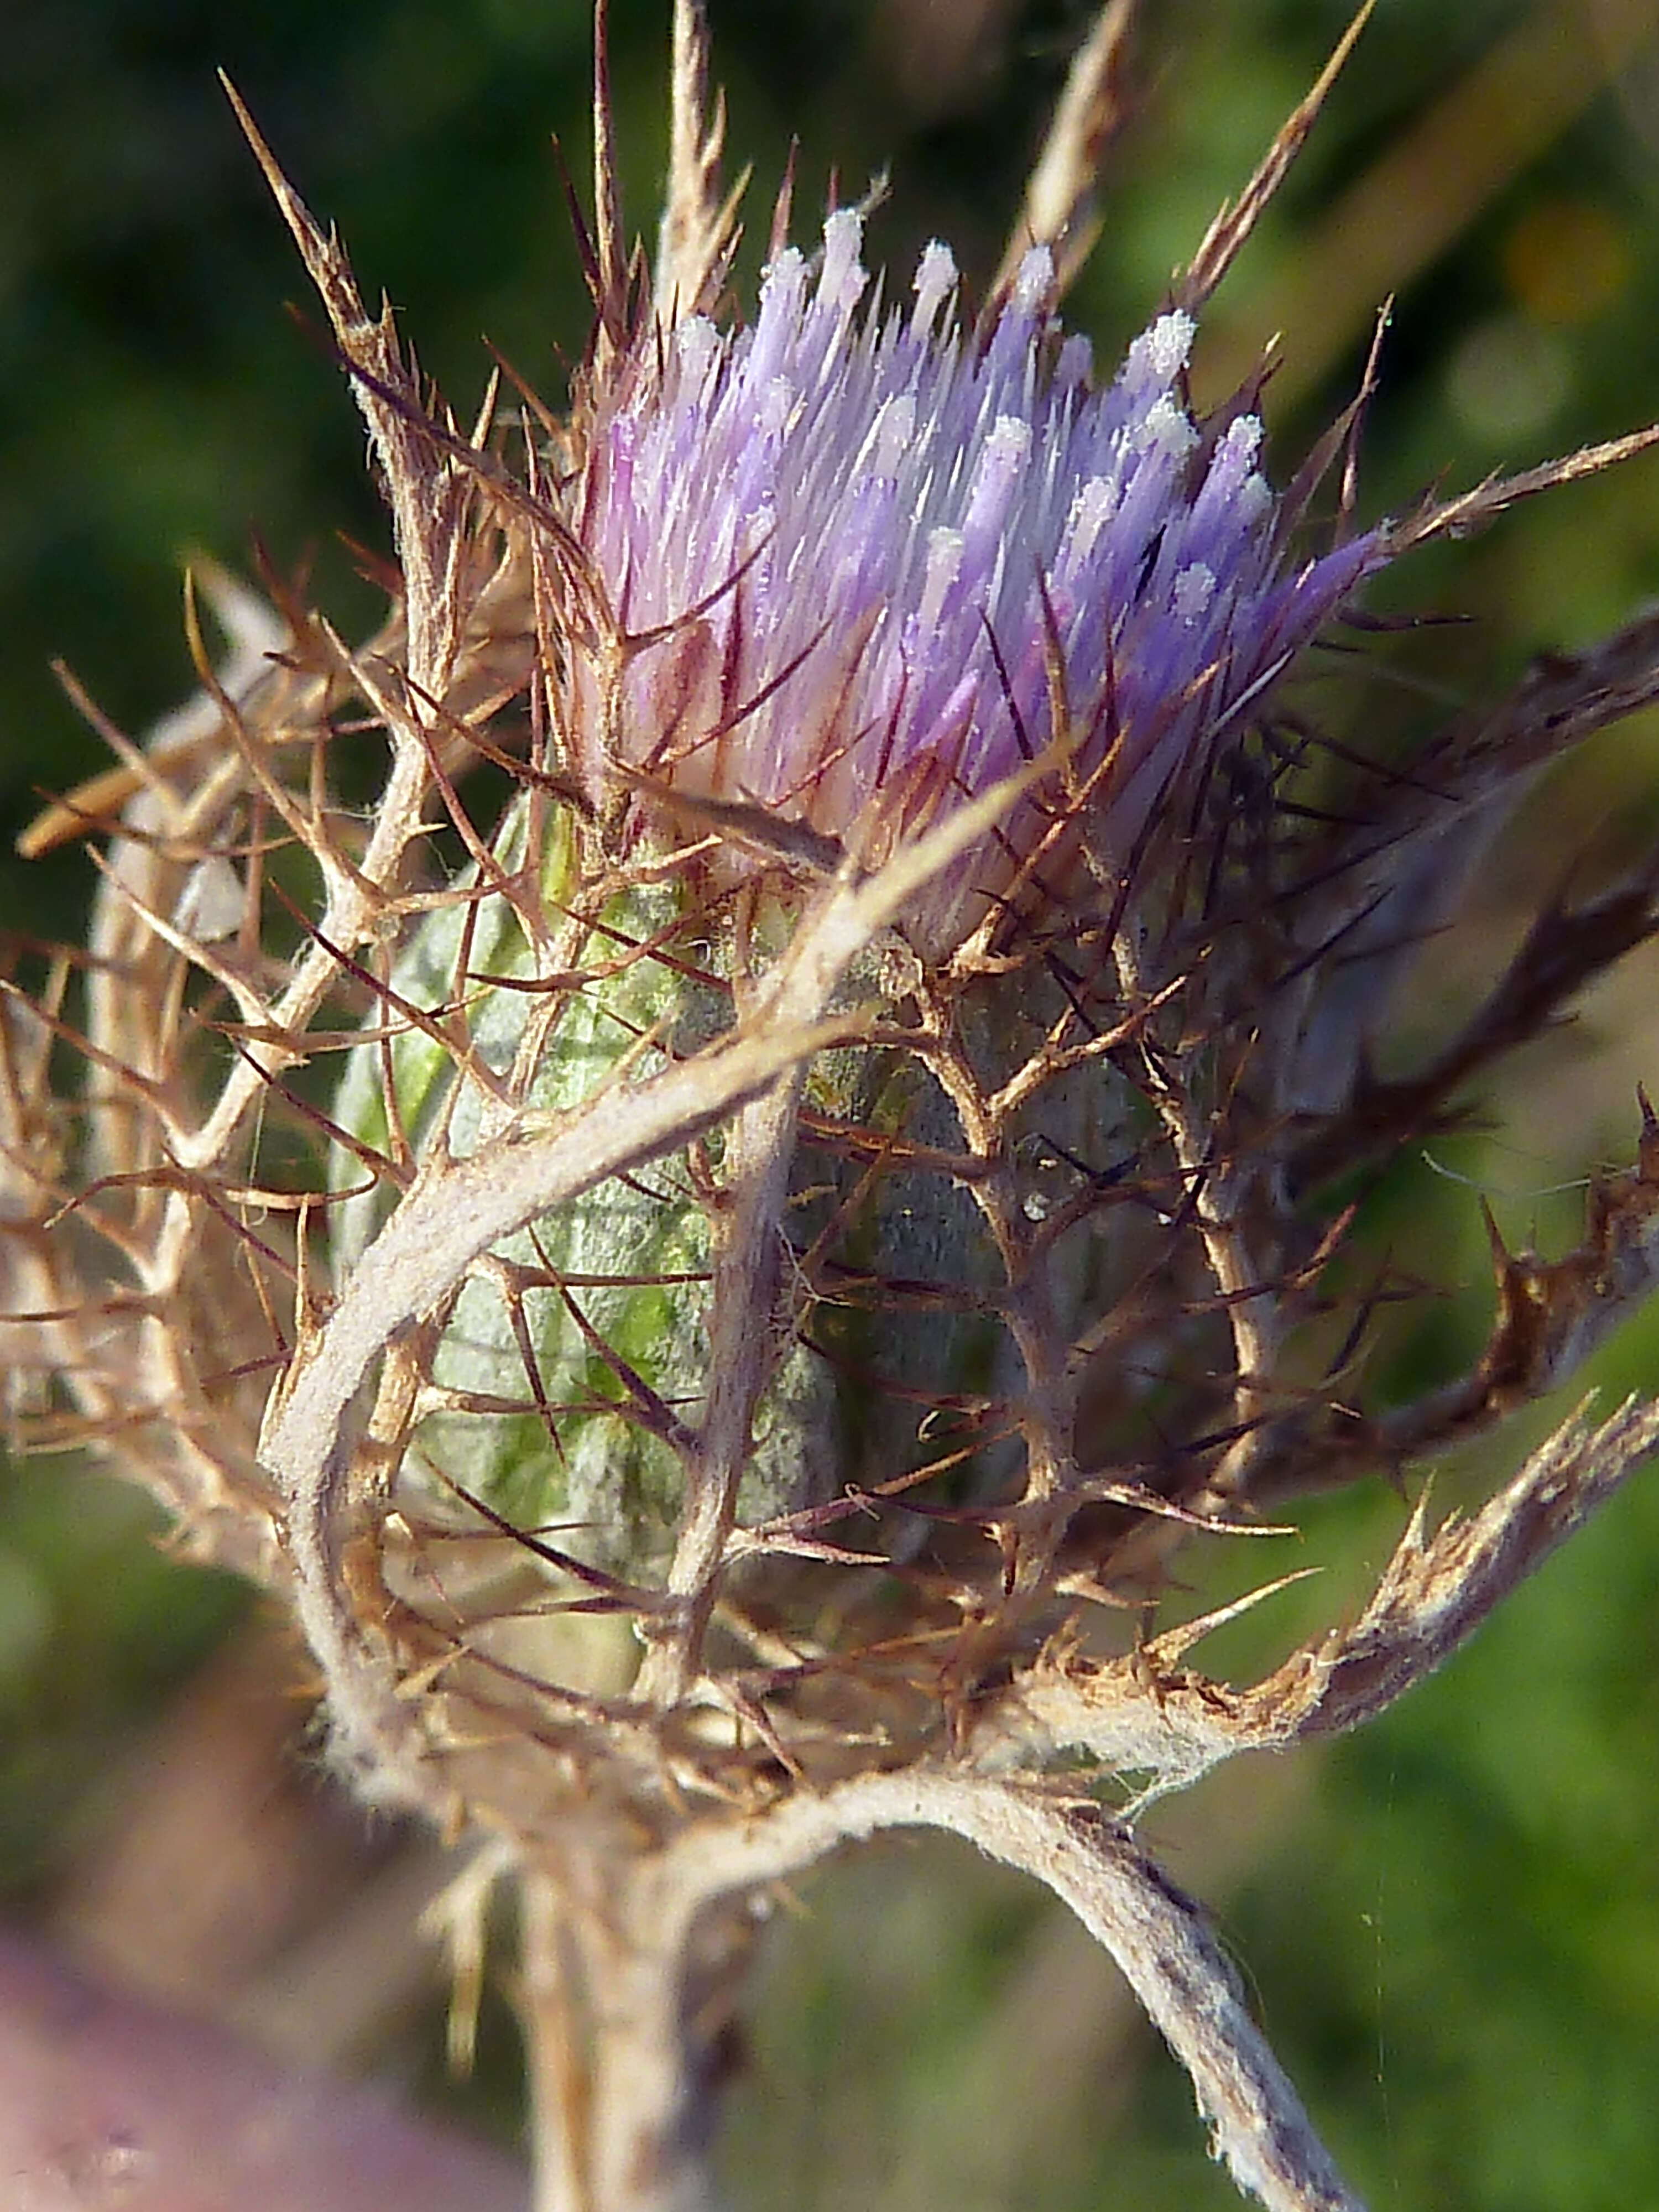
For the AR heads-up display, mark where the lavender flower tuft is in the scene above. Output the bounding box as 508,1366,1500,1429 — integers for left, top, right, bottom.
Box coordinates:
574,212,1383,942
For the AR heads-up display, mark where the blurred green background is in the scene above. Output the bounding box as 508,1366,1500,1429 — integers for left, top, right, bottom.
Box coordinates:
5,1,1659,2205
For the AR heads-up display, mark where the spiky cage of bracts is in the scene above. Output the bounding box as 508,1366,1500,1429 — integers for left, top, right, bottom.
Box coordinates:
9,4,1659,2209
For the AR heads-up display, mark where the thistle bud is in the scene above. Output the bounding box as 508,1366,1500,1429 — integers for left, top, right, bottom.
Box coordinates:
325,206,1386,1673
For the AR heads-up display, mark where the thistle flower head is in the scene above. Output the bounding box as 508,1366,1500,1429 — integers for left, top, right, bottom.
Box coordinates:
573,208,1382,941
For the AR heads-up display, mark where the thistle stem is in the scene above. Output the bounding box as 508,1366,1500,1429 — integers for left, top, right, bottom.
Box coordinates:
521,1874,589,2212
521,1865,737,2212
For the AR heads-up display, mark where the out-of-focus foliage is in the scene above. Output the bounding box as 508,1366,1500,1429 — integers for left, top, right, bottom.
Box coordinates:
3,2,1659,2204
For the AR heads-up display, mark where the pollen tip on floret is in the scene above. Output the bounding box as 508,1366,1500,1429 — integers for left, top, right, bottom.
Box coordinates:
1011,244,1056,314
1133,310,1197,387
760,242,807,301
1236,471,1273,529
1139,393,1199,462
961,416,1034,556
1060,477,1118,571
818,207,867,310
910,240,958,340
1220,414,1265,472
1172,562,1217,624
980,413,1033,482
673,314,719,385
